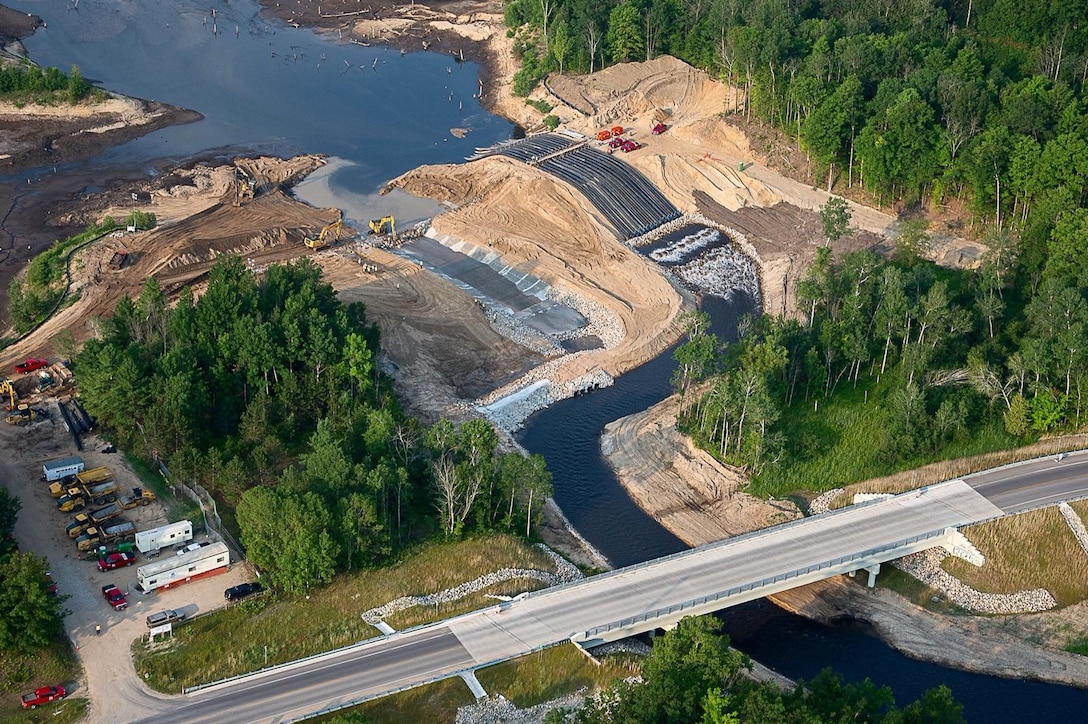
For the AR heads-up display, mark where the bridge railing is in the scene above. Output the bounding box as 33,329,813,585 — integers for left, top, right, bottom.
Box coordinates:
532,489,907,603
581,529,943,639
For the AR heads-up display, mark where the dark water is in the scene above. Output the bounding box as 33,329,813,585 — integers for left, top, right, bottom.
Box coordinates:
719,600,1088,722
17,1,1088,720
518,293,753,568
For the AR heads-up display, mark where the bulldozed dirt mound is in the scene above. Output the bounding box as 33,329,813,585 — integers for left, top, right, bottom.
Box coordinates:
394,155,689,386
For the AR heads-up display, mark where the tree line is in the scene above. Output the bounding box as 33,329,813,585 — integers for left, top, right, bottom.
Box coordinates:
0,488,66,658
74,257,551,593
0,63,92,103
557,615,963,723
674,202,1086,487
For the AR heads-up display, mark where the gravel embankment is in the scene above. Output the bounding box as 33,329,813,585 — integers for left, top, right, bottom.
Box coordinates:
894,548,1056,614
1059,502,1088,556
362,544,583,627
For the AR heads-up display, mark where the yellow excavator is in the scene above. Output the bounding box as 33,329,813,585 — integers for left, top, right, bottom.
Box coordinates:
305,212,344,251
368,215,396,241
0,378,16,411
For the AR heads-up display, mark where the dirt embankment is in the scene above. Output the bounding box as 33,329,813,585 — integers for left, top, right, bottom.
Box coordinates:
0,5,203,327
602,394,801,543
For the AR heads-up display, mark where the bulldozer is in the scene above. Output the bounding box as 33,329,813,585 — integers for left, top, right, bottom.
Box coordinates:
304,211,344,251
6,404,35,426
368,215,396,241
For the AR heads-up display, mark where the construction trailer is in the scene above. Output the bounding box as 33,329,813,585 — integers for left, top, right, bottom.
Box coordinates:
135,520,193,555
135,542,229,593
42,456,85,482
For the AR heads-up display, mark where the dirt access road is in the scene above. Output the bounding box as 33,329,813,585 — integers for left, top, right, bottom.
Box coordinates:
0,415,255,722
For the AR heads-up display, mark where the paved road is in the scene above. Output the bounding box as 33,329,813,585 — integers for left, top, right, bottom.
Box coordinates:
137,479,1010,723
967,450,1088,512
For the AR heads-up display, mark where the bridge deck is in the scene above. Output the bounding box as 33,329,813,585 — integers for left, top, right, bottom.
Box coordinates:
159,481,1002,723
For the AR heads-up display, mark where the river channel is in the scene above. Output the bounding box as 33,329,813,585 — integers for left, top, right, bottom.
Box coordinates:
18,0,1088,720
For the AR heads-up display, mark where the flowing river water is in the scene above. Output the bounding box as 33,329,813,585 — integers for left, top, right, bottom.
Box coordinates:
17,0,1088,720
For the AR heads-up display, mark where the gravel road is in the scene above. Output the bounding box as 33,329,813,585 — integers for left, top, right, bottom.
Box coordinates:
0,413,255,723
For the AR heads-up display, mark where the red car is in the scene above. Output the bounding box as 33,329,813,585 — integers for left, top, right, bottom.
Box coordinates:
14,358,48,374
621,140,642,152
98,552,136,571
21,685,66,709
102,583,128,610
652,123,667,134
608,137,625,148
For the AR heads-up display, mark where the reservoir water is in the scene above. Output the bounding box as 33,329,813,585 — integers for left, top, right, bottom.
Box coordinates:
18,0,1088,720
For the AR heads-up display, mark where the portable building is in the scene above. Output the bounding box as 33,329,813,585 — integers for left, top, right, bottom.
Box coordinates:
42,456,85,482
135,521,193,554
135,542,229,593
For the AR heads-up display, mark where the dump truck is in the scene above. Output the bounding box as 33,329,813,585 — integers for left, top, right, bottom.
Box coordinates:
49,465,112,497
65,503,123,538
118,487,156,509
56,480,122,512
76,520,136,552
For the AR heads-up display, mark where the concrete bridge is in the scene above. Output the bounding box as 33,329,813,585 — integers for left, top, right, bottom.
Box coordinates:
146,478,1015,723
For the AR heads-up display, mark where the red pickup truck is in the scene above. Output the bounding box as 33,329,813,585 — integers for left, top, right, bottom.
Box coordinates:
14,358,47,374
21,685,66,708
102,583,128,610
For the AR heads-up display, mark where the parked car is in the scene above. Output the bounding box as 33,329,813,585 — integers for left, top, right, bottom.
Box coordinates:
652,123,667,134
608,136,625,148
21,685,66,709
102,583,128,610
146,609,185,628
98,551,137,571
224,582,263,602
621,140,642,152
14,358,48,374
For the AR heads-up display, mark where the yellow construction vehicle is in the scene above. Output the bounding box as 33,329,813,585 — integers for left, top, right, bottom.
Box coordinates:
6,404,34,426
0,379,16,411
368,215,396,240
305,211,344,250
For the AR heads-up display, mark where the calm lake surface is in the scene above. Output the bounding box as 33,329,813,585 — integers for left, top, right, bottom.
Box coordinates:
20,1,1088,720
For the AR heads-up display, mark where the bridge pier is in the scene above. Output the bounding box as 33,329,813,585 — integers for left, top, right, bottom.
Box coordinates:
865,563,881,588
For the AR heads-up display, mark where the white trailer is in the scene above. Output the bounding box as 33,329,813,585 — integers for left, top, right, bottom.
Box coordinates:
135,542,229,593
42,456,85,482
135,521,193,555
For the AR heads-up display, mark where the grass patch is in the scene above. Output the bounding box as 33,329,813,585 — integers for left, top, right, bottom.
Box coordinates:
0,697,88,724
133,535,557,693
750,375,1018,499
525,98,553,113
0,639,84,723
1065,638,1088,656
310,675,475,723
477,643,640,708
942,508,1088,607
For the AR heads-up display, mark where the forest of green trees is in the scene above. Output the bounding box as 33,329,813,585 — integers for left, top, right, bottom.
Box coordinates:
553,615,963,723
506,0,1087,258
499,0,1088,490
74,258,552,593
672,198,1085,492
